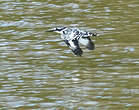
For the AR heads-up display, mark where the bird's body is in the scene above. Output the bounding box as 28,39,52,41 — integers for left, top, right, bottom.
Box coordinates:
46,27,98,56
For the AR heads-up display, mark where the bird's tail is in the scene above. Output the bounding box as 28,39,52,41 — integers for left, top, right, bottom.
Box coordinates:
84,32,99,37
90,32,99,37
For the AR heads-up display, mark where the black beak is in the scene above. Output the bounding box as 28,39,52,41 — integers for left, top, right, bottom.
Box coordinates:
45,29,55,32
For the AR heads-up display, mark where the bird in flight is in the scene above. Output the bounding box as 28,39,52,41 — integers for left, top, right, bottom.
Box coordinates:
46,27,98,56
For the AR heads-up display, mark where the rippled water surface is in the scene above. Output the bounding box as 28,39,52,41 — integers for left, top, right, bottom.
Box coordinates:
0,0,139,109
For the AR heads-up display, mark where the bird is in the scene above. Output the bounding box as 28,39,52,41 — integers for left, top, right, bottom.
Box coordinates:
46,26,98,56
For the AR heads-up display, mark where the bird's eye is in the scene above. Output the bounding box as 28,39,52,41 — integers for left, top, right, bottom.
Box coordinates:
63,31,65,34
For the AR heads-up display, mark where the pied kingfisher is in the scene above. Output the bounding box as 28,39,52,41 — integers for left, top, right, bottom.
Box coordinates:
46,27,98,56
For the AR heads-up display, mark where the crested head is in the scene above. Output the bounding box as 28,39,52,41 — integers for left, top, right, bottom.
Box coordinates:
54,26,67,33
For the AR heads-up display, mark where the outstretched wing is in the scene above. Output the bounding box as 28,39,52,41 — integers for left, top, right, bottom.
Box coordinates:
64,39,83,56
79,37,95,50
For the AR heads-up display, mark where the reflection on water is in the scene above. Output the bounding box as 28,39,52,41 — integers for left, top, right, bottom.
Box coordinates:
0,0,139,109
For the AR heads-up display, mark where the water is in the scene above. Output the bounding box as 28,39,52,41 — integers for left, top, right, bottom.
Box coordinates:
0,0,139,110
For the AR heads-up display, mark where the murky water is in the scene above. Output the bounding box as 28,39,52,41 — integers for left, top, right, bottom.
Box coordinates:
0,0,139,109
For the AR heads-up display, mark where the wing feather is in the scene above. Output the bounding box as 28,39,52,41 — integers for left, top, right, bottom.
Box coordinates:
64,39,83,56
79,37,95,50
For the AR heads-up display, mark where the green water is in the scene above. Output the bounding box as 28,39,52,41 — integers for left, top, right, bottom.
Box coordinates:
0,0,139,110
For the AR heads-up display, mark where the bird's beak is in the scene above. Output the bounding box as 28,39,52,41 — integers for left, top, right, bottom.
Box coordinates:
45,29,55,32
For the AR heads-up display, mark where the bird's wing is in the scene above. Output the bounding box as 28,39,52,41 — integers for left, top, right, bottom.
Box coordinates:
64,39,83,56
79,37,95,50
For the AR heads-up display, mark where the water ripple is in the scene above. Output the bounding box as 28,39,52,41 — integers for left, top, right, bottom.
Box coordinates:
0,0,138,109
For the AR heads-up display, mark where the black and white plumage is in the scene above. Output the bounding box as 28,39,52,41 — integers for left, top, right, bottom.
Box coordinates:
46,27,98,56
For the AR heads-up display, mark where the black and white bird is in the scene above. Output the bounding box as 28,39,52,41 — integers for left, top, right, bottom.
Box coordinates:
46,27,98,56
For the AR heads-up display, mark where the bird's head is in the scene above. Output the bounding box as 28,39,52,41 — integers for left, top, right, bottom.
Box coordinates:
46,27,67,34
